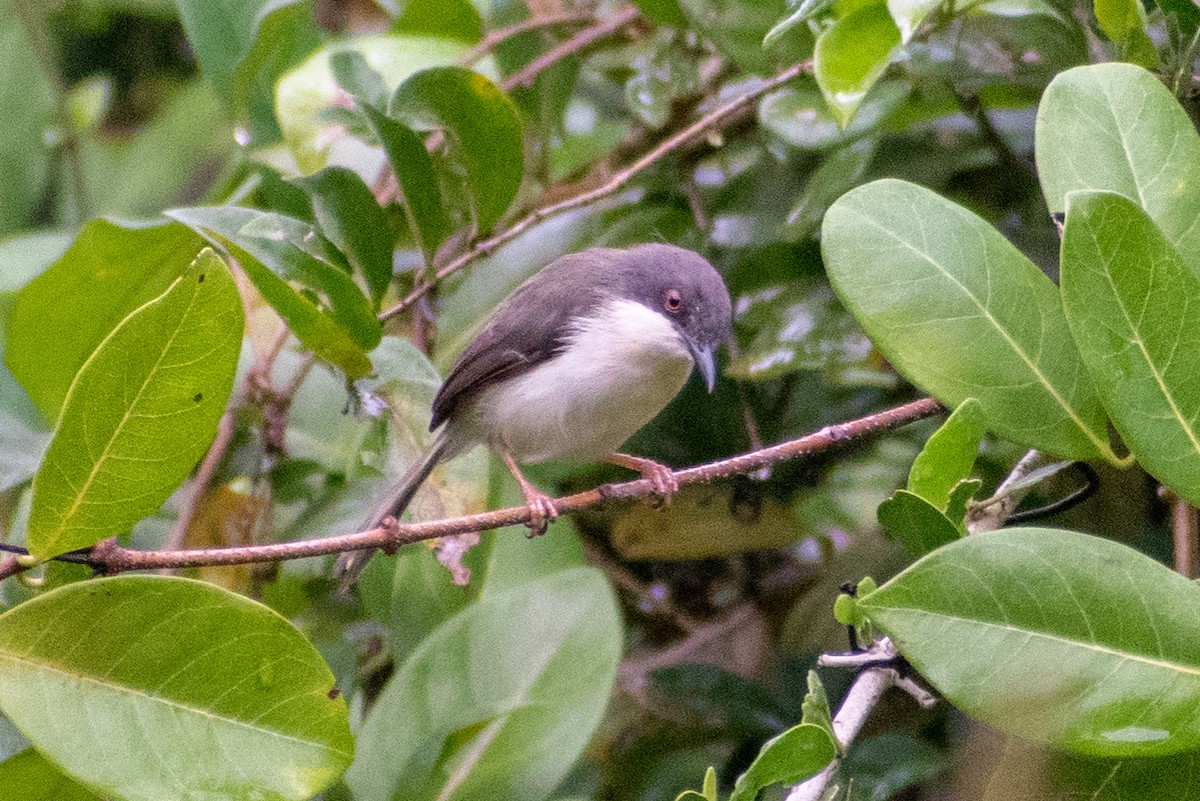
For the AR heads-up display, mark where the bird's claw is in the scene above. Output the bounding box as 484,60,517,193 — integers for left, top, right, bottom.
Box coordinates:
640,462,679,508
524,492,558,537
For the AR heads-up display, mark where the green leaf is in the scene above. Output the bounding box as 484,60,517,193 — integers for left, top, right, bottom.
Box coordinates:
6,220,202,423
168,205,379,377
0,1,55,234
760,81,908,152
822,179,1113,462
785,138,877,241
391,0,483,42
727,281,889,386
887,0,941,41
765,0,832,47
1061,191,1200,505
633,0,689,25
1094,0,1158,67
814,4,902,127
276,35,476,172
860,527,1200,757
729,723,837,801
0,749,99,801
1154,0,1200,31
837,734,946,801
801,670,834,738
391,67,523,232
330,50,389,107
0,576,352,800
175,0,318,109
681,0,796,74
877,490,962,557
907,398,985,511
294,166,395,306
0,231,71,429
1036,64,1200,276
0,411,49,492
347,568,621,801
26,250,242,560
362,104,451,267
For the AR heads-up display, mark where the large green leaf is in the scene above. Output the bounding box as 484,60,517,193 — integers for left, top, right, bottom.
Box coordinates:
391,67,523,232
0,576,352,800
1061,191,1200,505
859,527,1200,757
813,4,902,126
822,179,1113,462
168,205,378,377
27,249,242,559
6,220,202,423
0,749,99,801
347,567,621,801
1036,64,1200,276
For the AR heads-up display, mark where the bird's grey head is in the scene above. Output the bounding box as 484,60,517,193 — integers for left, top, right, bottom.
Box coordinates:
615,243,733,392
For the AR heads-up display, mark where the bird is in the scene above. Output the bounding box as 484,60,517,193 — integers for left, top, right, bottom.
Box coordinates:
334,242,733,586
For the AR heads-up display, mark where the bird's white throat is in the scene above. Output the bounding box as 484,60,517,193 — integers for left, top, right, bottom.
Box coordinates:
464,298,694,463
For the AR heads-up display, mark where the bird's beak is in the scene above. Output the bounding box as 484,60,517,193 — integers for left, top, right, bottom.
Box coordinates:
686,340,719,393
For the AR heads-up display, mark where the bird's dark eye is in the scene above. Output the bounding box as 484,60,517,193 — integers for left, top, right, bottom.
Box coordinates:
664,289,683,313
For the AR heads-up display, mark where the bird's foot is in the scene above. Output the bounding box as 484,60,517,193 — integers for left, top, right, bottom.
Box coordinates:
523,489,558,537
606,453,679,508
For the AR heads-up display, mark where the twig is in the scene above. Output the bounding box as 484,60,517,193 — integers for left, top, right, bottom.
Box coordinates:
4,398,941,577
379,59,814,322
788,639,937,801
460,10,597,65
1171,495,1198,578
502,6,640,90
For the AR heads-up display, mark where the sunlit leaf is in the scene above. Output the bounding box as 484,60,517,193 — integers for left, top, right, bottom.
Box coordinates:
814,4,902,126
822,179,1113,462
27,249,241,559
0,576,352,800
1061,191,1200,505
861,528,1200,757
276,35,476,172
7,220,202,423
167,205,378,377
1036,64,1200,276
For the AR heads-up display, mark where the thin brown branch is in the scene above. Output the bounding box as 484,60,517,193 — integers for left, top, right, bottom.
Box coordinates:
379,59,813,322
17,398,941,576
501,5,640,91
460,10,597,66
1172,496,1198,578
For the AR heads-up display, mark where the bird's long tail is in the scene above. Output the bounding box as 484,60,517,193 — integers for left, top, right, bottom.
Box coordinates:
333,427,451,590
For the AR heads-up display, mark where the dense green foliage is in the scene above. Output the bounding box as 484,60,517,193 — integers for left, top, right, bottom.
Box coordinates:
3,0,1200,799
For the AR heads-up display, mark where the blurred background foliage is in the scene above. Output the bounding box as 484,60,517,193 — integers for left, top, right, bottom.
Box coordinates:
1,0,1197,798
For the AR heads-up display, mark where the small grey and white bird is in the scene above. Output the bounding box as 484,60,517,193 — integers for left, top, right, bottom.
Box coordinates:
335,243,732,585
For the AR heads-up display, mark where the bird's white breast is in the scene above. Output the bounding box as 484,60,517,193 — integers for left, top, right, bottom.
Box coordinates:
466,298,694,463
